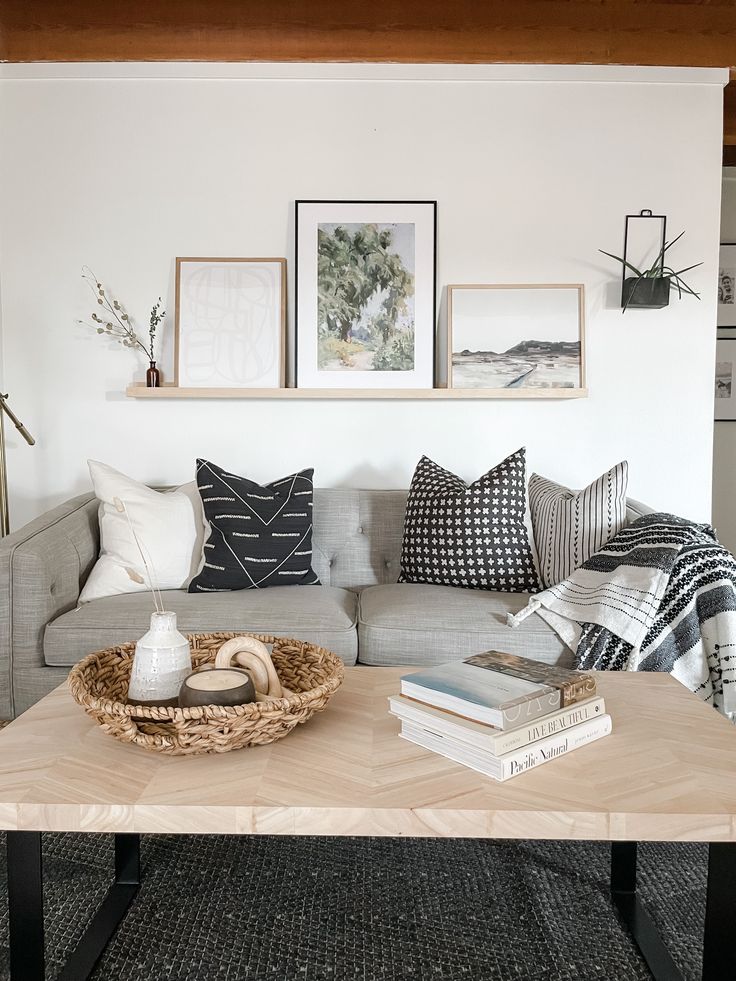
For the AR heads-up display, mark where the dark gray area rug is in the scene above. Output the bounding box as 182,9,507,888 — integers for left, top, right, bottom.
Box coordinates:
0,833,705,980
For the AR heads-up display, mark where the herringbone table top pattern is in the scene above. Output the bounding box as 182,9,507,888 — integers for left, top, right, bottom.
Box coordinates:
0,667,735,840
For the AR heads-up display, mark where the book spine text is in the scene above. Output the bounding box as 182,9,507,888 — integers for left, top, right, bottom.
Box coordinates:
491,697,606,753
500,715,612,780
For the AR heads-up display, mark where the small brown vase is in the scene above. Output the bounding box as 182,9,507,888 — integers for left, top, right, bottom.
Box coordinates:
146,361,161,387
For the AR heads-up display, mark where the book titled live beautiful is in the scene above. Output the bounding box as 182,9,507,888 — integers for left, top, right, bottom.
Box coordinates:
400,651,596,730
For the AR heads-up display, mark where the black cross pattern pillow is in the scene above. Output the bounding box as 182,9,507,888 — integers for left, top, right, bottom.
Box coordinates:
189,459,320,592
398,450,540,593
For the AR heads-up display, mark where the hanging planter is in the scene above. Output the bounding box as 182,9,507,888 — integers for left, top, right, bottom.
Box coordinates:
621,275,671,310
600,210,701,313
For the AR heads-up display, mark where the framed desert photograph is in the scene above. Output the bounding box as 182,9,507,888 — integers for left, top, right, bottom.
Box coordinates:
447,284,586,395
715,334,736,420
295,200,437,389
718,244,736,328
175,257,285,389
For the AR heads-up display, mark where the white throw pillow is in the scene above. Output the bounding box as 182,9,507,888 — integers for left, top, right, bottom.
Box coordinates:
79,461,207,603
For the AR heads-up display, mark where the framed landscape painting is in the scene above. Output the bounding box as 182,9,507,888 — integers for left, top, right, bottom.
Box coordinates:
715,333,736,420
718,244,736,328
447,284,586,396
295,200,437,389
175,257,285,389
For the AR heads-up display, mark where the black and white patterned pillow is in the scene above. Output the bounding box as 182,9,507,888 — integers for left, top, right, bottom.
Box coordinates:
398,450,540,593
189,460,320,593
529,461,629,588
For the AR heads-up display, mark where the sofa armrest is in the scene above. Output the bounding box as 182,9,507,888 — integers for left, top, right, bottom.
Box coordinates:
626,497,655,521
0,493,98,717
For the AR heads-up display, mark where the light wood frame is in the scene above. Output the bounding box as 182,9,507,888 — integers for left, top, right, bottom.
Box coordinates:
174,257,286,389
447,283,587,397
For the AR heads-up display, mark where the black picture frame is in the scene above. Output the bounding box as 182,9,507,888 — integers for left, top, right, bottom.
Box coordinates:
295,199,438,389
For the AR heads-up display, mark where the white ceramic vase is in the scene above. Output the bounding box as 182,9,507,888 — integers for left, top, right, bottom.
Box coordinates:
128,611,192,706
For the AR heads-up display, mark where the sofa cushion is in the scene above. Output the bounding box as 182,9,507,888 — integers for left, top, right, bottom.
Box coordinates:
45,586,358,667
358,583,570,668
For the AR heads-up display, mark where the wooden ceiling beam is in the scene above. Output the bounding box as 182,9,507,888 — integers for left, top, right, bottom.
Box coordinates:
2,1,736,66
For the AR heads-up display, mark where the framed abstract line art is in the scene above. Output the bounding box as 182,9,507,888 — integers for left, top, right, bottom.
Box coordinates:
718,244,736,328
447,284,586,396
174,258,286,389
715,333,736,420
295,200,437,389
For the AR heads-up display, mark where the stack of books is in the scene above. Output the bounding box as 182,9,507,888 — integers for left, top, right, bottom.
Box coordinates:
389,651,611,782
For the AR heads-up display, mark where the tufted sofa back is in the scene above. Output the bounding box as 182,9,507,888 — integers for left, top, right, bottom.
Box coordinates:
311,489,407,589
310,489,652,590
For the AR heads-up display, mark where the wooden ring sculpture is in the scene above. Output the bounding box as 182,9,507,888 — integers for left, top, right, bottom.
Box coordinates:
214,636,284,699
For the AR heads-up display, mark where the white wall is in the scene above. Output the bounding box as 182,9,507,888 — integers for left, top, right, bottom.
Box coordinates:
0,64,726,529
713,168,736,551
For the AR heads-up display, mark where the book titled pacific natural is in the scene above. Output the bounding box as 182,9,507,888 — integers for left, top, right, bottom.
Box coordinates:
399,651,597,729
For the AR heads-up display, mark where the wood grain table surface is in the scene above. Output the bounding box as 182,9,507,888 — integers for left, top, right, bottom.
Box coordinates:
0,667,735,842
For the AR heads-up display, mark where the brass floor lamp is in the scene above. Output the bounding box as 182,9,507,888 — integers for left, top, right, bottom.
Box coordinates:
0,394,35,538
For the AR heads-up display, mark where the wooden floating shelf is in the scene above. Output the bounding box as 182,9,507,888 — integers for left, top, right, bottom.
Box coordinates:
126,385,588,401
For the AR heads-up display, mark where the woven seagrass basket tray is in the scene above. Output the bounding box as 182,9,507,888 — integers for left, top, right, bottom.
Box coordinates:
68,632,345,756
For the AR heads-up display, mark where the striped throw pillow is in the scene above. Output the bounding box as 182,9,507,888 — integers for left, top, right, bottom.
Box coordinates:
529,462,629,588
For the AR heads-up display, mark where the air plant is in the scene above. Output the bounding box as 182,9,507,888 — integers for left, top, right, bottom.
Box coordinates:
599,230,702,313
78,266,165,360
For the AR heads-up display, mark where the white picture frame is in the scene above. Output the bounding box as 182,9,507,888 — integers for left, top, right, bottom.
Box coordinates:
715,333,736,420
447,284,586,396
295,200,437,389
718,244,736,328
175,257,286,389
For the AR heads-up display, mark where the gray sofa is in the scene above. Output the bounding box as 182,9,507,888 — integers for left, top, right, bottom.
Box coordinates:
0,488,651,718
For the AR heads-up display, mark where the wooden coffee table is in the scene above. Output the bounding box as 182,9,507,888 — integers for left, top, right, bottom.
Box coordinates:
1,667,736,981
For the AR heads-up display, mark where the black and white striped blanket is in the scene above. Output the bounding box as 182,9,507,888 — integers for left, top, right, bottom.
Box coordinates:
508,514,736,719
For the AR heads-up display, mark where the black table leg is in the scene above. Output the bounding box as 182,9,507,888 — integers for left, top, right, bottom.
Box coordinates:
7,832,45,981
611,841,685,981
6,832,141,981
702,842,736,980
115,833,141,886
